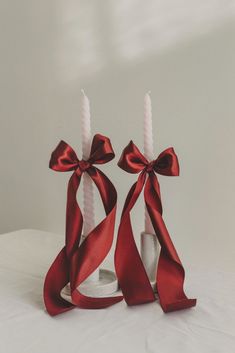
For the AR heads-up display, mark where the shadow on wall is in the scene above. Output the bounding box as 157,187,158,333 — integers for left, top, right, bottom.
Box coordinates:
56,1,235,82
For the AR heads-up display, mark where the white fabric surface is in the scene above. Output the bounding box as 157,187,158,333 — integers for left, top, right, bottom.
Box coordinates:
0,229,234,353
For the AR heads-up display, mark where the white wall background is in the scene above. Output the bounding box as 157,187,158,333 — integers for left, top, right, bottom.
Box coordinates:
1,1,235,271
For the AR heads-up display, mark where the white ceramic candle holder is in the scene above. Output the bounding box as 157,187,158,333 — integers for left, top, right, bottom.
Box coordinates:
62,269,118,299
140,231,159,291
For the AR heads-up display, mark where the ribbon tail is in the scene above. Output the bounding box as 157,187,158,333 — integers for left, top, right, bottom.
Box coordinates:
115,172,155,306
145,173,196,312
70,167,122,308
43,173,82,315
43,247,75,316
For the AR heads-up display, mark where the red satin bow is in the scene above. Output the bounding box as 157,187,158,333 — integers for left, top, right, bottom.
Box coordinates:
44,134,122,316
115,141,196,312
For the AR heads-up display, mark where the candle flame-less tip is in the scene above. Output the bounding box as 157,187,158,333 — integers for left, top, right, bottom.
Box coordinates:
145,91,151,100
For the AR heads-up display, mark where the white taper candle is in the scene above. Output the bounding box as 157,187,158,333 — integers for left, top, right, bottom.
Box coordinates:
143,92,155,234
81,90,99,282
141,92,158,287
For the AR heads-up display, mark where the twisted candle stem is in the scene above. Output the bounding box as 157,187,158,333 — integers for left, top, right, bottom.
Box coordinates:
144,92,154,161
144,92,154,234
81,90,95,236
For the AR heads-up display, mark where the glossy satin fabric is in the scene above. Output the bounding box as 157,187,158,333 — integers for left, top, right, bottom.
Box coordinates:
115,141,196,312
43,134,122,316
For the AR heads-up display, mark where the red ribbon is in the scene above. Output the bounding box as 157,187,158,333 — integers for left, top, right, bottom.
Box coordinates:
44,134,122,316
115,141,196,312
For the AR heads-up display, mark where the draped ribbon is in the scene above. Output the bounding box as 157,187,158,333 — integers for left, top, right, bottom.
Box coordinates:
44,134,122,316
115,141,196,313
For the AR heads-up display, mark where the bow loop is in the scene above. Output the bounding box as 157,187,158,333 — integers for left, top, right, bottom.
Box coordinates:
88,134,115,165
118,141,148,174
154,147,179,176
49,140,79,172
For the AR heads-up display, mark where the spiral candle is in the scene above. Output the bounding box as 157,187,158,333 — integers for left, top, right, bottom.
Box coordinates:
141,92,158,286
143,92,155,234
81,90,99,282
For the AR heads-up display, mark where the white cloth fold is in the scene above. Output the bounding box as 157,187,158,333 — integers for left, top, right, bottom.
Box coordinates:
0,229,234,353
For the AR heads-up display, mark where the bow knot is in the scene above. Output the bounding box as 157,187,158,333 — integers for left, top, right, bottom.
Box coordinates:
145,161,154,173
76,160,91,175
